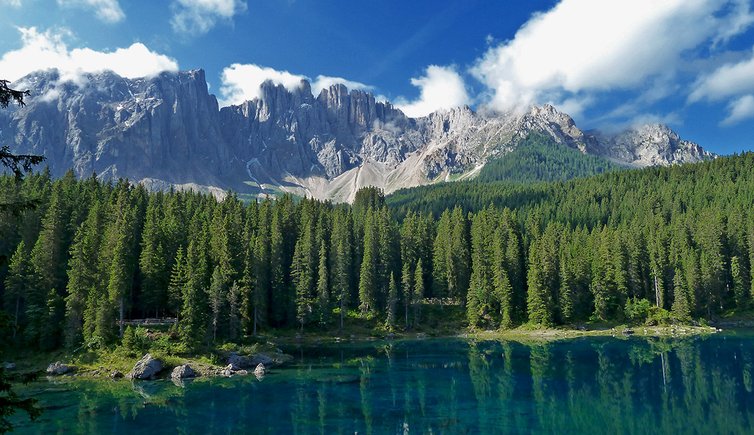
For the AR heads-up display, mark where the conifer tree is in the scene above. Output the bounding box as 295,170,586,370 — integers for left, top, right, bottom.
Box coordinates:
358,209,378,315
209,266,226,341
331,209,353,330
431,210,451,298
731,256,749,309
386,271,398,330
64,202,104,347
401,261,413,329
27,184,67,348
4,241,30,339
269,207,287,326
413,259,424,328
139,195,167,317
672,268,691,322
316,241,330,326
180,240,209,350
228,280,241,341
168,247,187,317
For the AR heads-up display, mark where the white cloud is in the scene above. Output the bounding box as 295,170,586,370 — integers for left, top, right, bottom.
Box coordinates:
722,94,754,126
310,75,372,96
219,63,307,106
57,0,125,23
0,27,178,83
218,63,374,106
689,48,754,102
171,0,247,35
470,0,752,114
394,65,470,118
2,0,22,7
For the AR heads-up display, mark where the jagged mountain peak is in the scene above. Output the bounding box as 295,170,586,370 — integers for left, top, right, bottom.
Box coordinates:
1,68,715,202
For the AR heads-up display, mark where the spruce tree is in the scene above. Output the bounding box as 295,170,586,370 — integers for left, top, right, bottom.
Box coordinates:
64,202,104,347
401,261,413,329
386,271,398,330
168,247,188,317
4,241,30,339
672,268,691,322
731,256,749,309
139,196,167,317
316,241,330,326
228,280,241,340
413,259,424,328
180,240,209,350
358,209,378,315
209,266,227,341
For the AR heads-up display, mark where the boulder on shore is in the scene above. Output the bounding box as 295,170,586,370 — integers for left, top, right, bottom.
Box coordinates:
110,370,124,379
227,352,252,368
171,364,196,380
129,354,163,380
250,353,275,367
46,361,72,375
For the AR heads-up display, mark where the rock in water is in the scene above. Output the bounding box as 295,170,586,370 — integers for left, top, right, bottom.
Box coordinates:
130,354,164,380
171,364,196,380
46,361,72,375
253,363,266,379
110,370,124,379
221,363,240,377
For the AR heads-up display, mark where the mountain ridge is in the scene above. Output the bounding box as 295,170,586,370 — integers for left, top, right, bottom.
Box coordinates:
1,68,715,202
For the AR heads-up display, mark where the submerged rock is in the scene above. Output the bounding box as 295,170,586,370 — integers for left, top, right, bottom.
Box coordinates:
129,354,163,380
3,362,16,370
171,364,196,380
46,361,72,375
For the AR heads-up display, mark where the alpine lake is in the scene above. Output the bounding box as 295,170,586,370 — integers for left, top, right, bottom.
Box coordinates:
10,332,754,434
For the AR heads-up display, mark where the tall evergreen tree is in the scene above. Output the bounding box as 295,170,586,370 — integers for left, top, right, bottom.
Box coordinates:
358,209,378,315
413,259,425,328
316,241,330,326
386,271,398,330
4,241,30,339
64,202,104,347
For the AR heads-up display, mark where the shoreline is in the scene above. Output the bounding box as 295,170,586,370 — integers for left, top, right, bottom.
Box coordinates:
4,324,728,381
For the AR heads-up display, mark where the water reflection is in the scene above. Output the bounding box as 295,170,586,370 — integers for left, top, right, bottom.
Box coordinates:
12,334,754,434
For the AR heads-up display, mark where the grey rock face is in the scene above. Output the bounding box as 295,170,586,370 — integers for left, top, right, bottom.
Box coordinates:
585,124,714,167
129,353,163,380
2,69,714,202
46,361,72,375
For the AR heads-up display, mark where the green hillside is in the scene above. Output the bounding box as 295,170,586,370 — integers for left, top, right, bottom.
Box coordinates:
476,134,623,183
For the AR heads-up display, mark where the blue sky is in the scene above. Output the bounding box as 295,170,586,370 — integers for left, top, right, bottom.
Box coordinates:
1,0,754,154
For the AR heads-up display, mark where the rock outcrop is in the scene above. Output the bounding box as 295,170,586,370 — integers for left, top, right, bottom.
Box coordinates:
1,69,715,202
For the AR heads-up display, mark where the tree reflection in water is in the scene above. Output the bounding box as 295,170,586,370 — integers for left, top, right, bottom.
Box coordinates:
11,334,754,434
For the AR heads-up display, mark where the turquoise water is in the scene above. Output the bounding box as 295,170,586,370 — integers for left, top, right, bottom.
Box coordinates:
11,333,754,434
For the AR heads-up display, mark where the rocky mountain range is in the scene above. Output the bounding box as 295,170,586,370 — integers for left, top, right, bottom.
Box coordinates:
0,69,714,202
